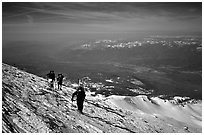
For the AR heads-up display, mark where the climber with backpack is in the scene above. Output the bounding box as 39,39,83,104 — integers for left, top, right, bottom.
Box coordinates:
47,70,55,89
71,83,86,114
57,73,64,90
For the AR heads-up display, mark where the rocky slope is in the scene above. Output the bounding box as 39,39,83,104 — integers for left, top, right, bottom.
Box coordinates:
2,63,202,133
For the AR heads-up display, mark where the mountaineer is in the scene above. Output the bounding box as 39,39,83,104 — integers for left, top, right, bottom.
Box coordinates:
71,84,86,114
57,73,64,90
47,71,55,88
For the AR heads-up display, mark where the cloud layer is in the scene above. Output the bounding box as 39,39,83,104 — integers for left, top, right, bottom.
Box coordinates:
2,2,202,34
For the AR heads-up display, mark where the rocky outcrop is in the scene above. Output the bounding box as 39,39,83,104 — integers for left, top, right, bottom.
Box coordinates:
2,63,202,133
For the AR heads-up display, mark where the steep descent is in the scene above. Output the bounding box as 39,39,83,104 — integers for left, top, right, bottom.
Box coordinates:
2,63,202,133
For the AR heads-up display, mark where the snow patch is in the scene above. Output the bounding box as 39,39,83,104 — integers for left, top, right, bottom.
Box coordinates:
105,79,114,83
106,95,202,128
71,83,79,88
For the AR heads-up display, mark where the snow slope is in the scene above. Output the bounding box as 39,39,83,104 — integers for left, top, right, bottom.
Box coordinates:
2,63,202,133
107,95,202,130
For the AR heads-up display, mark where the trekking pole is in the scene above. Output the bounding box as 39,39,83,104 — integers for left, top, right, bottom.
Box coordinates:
54,80,56,89
71,101,74,110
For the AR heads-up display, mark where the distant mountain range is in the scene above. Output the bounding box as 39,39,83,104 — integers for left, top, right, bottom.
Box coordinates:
59,41,201,70
3,35,201,71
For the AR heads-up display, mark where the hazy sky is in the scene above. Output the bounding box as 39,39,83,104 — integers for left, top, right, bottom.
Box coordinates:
2,2,202,42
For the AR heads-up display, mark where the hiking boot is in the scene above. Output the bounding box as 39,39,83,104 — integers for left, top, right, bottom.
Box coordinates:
78,110,83,114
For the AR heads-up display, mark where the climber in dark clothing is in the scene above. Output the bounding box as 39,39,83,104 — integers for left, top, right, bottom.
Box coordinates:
47,71,55,88
71,86,86,114
57,74,64,90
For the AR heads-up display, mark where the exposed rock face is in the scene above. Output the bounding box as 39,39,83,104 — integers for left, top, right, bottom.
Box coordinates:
2,63,202,133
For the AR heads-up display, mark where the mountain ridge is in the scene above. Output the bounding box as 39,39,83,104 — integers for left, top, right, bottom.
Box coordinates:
2,63,202,133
